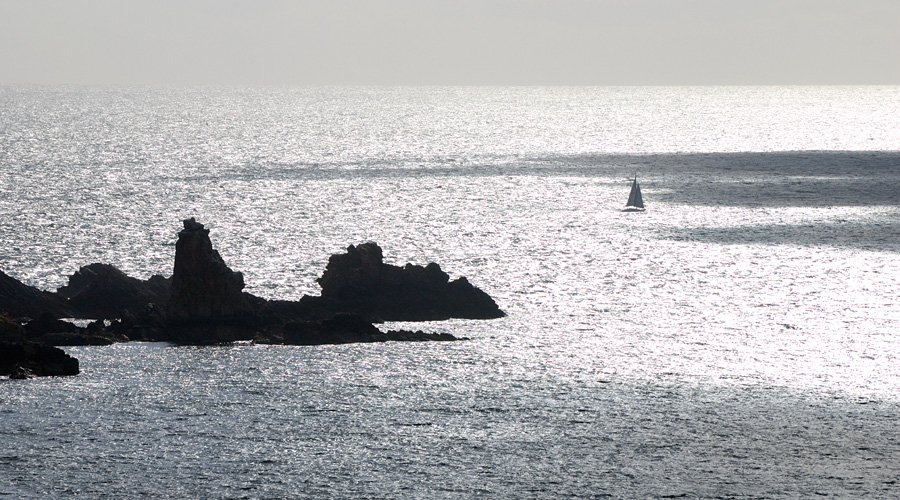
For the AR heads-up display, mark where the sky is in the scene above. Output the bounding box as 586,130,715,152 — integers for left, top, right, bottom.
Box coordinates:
1,0,898,85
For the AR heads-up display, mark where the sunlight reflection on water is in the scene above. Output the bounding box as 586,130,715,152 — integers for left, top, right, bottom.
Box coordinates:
2,87,899,497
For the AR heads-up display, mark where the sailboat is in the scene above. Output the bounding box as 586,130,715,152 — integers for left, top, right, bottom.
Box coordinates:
622,176,645,212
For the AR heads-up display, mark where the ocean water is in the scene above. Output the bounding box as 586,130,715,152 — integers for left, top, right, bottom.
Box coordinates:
1,86,899,498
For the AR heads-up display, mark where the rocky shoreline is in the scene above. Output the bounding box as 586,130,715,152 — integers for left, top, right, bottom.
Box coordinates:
1,218,504,378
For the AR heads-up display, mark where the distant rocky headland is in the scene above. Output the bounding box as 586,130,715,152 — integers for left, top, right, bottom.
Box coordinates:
0,218,504,378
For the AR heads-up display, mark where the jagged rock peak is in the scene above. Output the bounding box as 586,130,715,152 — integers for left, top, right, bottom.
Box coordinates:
57,263,171,320
166,218,250,324
315,242,505,321
182,217,206,233
0,270,73,319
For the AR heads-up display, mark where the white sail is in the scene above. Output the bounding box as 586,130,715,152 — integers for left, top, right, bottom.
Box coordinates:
626,178,644,209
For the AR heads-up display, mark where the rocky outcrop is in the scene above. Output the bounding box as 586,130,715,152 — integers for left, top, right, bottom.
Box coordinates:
106,303,166,342
278,313,461,345
281,313,385,345
1,220,503,347
313,242,504,321
0,341,80,378
162,218,265,343
0,314,80,378
24,314,79,338
383,330,459,342
57,263,170,320
0,313,26,343
0,270,72,319
167,218,251,322
23,313,127,346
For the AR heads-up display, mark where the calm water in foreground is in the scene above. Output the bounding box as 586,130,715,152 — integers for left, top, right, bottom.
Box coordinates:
1,87,899,498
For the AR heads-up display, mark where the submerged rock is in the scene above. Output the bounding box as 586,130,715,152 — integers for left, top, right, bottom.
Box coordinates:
57,263,170,320
314,242,505,321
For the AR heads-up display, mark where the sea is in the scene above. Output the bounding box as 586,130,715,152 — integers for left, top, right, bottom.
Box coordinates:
1,86,899,498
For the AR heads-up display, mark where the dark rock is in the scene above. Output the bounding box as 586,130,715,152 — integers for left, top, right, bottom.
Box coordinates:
314,242,504,321
22,313,123,346
137,303,167,328
85,319,105,334
0,313,26,343
249,329,284,345
282,313,387,345
384,330,461,342
104,304,164,341
0,270,73,319
0,341,79,378
162,218,263,343
23,313,80,339
30,331,116,346
3,221,492,348
9,364,35,379
167,218,255,323
279,314,462,345
161,324,259,345
107,311,160,343
57,263,171,319
266,296,344,322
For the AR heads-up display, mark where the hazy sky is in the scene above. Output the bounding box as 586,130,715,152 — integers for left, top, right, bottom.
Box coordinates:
1,0,898,85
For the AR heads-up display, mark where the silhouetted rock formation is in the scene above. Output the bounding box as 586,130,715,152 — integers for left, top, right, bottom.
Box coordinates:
0,341,80,378
278,313,461,345
1,219,502,347
24,313,79,338
57,263,170,320
383,330,460,342
313,242,505,321
20,313,127,346
0,313,26,344
162,218,265,343
0,314,80,378
106,303,166,342
0,270,72,319
282,313,385,345
168,218,251,321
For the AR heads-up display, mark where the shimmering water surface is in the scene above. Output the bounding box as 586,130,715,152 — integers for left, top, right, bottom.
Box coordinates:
1,87,899,498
